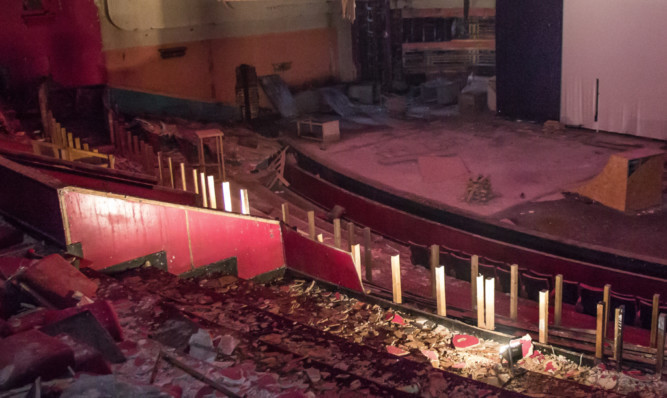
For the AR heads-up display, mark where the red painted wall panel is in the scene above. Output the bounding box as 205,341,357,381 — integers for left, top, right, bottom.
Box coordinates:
281,224,364,293
61,188,285,278
187,210,284,279
62,190,191,272
0,0,105,87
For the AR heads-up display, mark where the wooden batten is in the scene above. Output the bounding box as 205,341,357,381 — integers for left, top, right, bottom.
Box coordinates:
199,172,208,208
180,163,187,191
316,233,323,243
476,274,485,329
485,277,495,330
157,152,164,185
168,157,175,189
307,211,316,240
207,175,217,209
430,245,439,299
539,290,548,344
554,274,563,326
240,189,250,215
282,203,290,224
74,137,81,149
222,182,232,212
363,227,372,281
656,313,665,375
510,264,518,320
471,255,479,310
347,222,354,251
613,305,624,369
192,168,199,194
352,244,362,282
391,254,402,304
435,265,446,316
333,218,341,249
603,284,611,338
650,293,660,348
596,302,604,359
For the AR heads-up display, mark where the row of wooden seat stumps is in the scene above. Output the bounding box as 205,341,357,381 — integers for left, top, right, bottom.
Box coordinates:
33,111,115,168
291,208,666,376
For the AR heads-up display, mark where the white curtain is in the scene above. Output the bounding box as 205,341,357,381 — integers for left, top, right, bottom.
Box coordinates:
562,0,667,140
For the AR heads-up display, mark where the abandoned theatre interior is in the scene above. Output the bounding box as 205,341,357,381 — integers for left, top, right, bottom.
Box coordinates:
0,0,666,396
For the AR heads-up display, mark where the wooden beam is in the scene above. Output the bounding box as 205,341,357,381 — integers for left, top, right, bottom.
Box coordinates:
510,264,518,321
67,132,74,148
391,254,402,304
74,137,81,149
476,274,485,329
485,277,495,330
603,284,611,338
347,222,354,251
430,245,439,299
435,265,446,316
207,175,217,209
554,274,563,326
333,218,341,249
539,290,548,344
281,203,290,224
613,305,624,369
307,211,316,240
363,227,372,282
471,255,479,310
650,293,661,348
240,189,250,215
180,163,187,191
199,172,208,208
168,157,175,189
596,302,604,360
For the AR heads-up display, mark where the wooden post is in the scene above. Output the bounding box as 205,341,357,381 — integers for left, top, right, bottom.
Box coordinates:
510,264,518,321
613,305,624,369
552,274,563,326
222,182,232,212
650,293,661,348
192,168,199,194
67,132,74,148
108,154,115,169
307,211,316,240
476,274,485,329
333,218,341,249
157,152,164,185
240,189,250,215
391,255,402,304
596,302,605,360
207,175,217,209
471,255,479,309
485,277,495,330
603,284,611,338
347,222,354,251
281,203,290,224
83,143,90,151
539,290,548,344
657,313,665,376
74,137,81,149
180,163,187,191
430,245,439,299
316,234,324,243
352,244,362,281
363,227,372,281
199,173,208,208
435,265,446,316
168,157,175,189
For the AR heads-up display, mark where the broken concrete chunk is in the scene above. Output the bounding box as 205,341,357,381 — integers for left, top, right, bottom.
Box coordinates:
188,328,216,363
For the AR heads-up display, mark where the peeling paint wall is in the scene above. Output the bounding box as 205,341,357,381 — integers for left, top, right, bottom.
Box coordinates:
97,0,353,106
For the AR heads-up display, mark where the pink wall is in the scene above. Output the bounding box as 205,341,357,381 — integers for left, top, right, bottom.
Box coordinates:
0,0,105,87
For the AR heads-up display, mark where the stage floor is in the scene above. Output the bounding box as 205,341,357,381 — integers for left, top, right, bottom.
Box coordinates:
285,113,667,262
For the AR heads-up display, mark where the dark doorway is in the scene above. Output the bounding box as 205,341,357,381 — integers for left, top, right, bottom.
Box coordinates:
496,0,563,122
